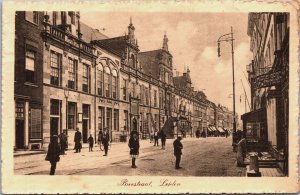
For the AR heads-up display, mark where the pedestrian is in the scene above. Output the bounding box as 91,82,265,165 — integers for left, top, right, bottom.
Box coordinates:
74,128,82,153
101,128,110,156
58,131,67,155
88,134,94,152
173,136,183,169
98,129,103,149
45,135,61,175
128,131,140,168
236,130,247,167
153,130,159,146
160,130,166,149
195,129,200,138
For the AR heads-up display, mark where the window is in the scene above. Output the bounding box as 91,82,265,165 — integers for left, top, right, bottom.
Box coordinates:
131,83,136,98
97,66,103,96
106,108,112,130
82,64,90,93
16,102,24,119
68,58,77,89
50,51,61,86
129,54,135,68
124,110,128,131
140,85,144,104
104,67,111,97
154,90,157,107
50,99,60,116
112,76,117,99
25,11,39,24
113,109,119,131
68,102,76,129
145,87,149,106
30,108,42,139
98,107,104,131
68,12,75,25
25,50,35,83
122,79,127,101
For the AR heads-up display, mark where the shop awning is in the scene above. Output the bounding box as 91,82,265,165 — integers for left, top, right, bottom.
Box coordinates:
211,126,217,131
207,127,213,132
218,127,225,132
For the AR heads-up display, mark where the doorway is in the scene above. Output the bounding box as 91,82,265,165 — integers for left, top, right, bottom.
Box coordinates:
15,119,24,148
82,119,88,143
50,117,59,137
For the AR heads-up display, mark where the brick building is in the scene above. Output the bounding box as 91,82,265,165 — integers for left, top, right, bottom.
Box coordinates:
14,11,235,149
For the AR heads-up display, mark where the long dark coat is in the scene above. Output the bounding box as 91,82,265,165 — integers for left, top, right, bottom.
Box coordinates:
173,138,183,156
160,131,167,142
128,137,140,155
101,132,110,145
74,131,82,149
46,141,61,163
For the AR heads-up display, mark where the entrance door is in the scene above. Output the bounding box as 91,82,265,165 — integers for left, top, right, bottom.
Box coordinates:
82,120,88,143
15,119,24,148
50,117,59,137
132,118,137,132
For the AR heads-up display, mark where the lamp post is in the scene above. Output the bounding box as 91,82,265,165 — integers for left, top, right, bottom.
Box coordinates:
217,27,236,134
64,85,69,140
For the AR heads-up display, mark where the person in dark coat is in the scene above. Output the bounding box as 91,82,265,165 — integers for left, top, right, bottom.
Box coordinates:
74,128,82,153
88,134,94,152
128,131,140,168
45,135,61,175
195,129,200,138
173,136,183,169
160,130,167,150
58,131,67,155
101,129,110,156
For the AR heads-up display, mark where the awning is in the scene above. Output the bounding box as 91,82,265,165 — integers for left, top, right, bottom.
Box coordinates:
218,127,225,132
207,127,213,132
211,126,217,131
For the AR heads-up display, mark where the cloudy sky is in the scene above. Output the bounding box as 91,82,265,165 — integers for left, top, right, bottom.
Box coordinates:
81,12,252,118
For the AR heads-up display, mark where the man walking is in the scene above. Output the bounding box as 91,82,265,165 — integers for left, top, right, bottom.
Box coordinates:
173,136,183,169
101,128,110,156
160,130,166,150
74,128,82,153
59,131,67,155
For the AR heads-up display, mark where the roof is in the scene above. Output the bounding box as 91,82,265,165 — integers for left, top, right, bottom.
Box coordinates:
92,36,127,57
80,22,109,43
137,50,162,79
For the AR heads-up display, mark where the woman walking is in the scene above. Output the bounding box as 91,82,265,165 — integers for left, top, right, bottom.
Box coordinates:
45,135,61,175
128,131,140,168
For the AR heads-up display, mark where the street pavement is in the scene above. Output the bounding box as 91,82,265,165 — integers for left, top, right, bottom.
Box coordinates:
14,136,245,176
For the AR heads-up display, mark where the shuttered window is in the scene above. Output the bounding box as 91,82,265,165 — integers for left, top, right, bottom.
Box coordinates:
30,108,42,139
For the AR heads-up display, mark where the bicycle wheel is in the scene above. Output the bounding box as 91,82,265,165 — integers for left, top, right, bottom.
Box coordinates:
99,143,104,151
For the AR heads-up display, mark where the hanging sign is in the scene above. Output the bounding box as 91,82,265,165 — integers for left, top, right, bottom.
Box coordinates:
253,71,282,89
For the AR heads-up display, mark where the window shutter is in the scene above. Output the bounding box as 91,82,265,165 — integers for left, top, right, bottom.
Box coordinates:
30,108,42,139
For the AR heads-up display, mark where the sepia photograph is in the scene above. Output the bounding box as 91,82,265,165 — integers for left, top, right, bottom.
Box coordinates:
1,1,299,194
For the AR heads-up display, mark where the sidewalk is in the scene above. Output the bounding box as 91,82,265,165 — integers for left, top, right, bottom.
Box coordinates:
13,138,159,157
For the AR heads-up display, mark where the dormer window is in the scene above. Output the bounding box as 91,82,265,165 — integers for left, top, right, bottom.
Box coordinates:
129,54,135,69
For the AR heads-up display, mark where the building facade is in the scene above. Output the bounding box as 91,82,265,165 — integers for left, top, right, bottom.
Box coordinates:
242,12,289,175
14,11,235,150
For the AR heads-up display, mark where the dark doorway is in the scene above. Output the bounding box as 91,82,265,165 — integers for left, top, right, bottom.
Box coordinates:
50,117,59,137
82,119,88,143
132,117,137,132
15,119,25,148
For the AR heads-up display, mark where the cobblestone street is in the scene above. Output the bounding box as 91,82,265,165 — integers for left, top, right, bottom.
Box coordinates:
15,137,245,176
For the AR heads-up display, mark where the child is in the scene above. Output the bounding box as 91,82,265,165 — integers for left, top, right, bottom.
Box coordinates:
88,134,94,152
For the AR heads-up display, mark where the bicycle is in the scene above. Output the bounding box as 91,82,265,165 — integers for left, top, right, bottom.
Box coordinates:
99,141,111,151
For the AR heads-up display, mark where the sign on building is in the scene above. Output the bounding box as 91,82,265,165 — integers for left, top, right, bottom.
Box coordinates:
253,71,282,89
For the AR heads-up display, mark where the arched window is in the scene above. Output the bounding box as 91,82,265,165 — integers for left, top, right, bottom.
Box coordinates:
97,64,104,96
129,54,135,68
104,66,111,97
111,69,118,99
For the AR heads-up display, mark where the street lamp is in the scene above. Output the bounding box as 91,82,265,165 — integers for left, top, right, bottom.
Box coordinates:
217,27,236,134
64,85,69,147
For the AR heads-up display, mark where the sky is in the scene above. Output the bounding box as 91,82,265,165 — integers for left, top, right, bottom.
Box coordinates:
80,12,252,119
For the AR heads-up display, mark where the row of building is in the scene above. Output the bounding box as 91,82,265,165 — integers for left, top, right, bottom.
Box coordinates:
242,12,289,175
14,11,236,150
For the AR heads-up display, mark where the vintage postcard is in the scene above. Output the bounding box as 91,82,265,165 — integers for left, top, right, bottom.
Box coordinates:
1,0,299,194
